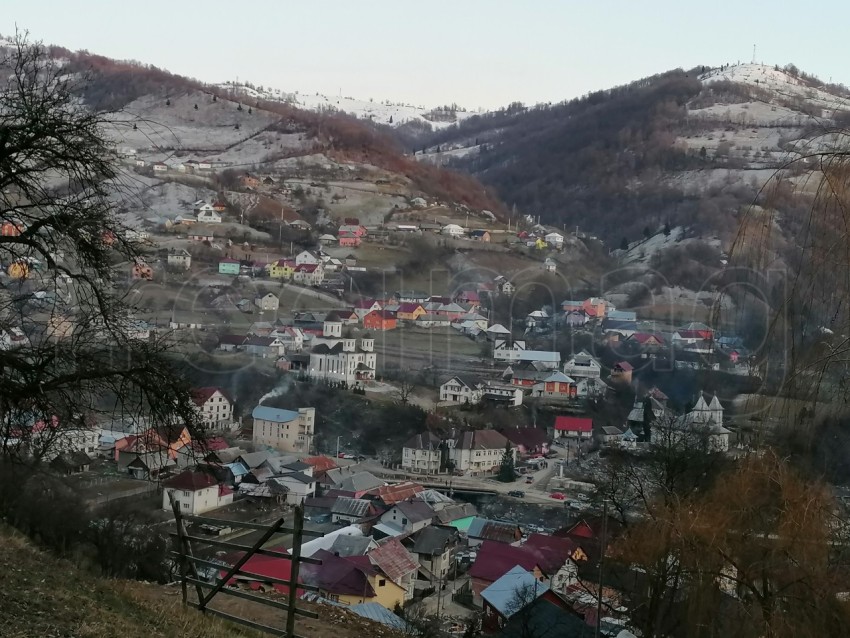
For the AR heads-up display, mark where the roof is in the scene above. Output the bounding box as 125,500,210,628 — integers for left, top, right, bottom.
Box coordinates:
600,426,624,436
336,471,385,493
500,597,592,638
191,386,232,406
541,371,575,384
301,550,375,597
403,432,442,450
412,526,458,555
367,481,424,505
348,603,409,631
554,416,593,433
397,302,424,313
434,502,477,525
222,546,297,594
368,537,419,583
329,534,374,557
469,541,542,582
499,427,549,450
614,361,634,371
451,429,510,451
517,350,561,363
252,405,300,423
390,501,434,525
467,517,520,543
365,310,396,320
331,497,373,518
238,451,272,469
162,469,218,491
629,332,664,344
523,534,580,574
481,566,550,617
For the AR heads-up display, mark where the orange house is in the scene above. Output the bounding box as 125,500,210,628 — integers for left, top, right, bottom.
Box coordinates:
582,297,606,318
396,303,426,321
1,220,24,236
363,310,397,331
131,260,153,280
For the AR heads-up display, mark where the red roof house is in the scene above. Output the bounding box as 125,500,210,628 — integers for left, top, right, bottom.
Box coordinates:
553,416,593,439
470,541,546,602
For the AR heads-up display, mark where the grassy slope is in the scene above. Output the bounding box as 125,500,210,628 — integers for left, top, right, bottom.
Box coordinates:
0,526,397,638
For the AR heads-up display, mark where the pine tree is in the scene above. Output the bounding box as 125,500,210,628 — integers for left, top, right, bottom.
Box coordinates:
237,103,243,111
248,107,252,114
213,94,217,102
194,104,198,110
165,98,170,106
664,222,671,236
388,115,393,124
643,226,651,239
498,441,516,482
620,237,629,251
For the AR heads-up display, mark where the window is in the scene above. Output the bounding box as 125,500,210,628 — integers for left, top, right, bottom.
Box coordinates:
401,518,408,525
327,593,339,602
183,491,190,497
378,579,386,587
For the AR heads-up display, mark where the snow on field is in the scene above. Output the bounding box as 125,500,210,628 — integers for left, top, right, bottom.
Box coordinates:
700,63,850,114
619,226,686,265
216,81,481,129
688,101,807,127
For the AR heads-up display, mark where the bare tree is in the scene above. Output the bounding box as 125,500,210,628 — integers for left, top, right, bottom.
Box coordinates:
0,34,203,463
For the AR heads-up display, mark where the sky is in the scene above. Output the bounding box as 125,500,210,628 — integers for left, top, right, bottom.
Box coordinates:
4,0,850,110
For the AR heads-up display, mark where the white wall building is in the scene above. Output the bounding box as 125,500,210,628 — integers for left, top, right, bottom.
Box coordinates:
162,470,233,514
402,432,443,473
439,376,484,404
563,351,602,379
308,322,376,387
191,387,234,431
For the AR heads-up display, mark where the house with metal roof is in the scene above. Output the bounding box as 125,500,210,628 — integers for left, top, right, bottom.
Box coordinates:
481,566,550,631
251,405,316,454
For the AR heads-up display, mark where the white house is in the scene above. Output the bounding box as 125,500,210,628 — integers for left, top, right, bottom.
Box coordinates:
293,263,324,286
544,232,564,248
445,429,514,475
270,326,305,352
543,257,557,273
441,224,465,237
269,470,316,505
563,351,602,379
167,249,192,270
195,204,222,223
252,406,316,454
191,387,234,431
402,432,443,473
494,276,514,295
440,376,484,404
295,250,319,266
255,292,280,312
162,470,233,514
659,393,730,453
493,339,527,362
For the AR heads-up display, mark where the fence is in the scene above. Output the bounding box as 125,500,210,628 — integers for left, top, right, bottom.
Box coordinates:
169,500,323,637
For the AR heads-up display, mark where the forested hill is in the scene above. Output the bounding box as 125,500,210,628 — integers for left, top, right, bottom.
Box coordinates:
411,64,850,246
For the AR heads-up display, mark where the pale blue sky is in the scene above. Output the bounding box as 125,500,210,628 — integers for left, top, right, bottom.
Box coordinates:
4,1,849,109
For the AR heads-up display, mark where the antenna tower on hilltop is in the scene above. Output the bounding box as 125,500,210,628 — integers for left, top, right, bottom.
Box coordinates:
752,44,757,64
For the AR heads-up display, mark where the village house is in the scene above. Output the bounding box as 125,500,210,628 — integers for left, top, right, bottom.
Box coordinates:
494,276,515,295
243,335,286,358
377,501,435,536
191,387,234,431
338,235,360,248
564,310,589,327
441,223,465,237
162,470,233,514
544,231,565,248
396,302,426,321
610,361,634,384
469,541,546,604
412,526,460,584
254,292,279,312
481,383,525,407
499,426,550,457
266,258,295,279
195,203,222,223
368,538,419,602
252,405,316,454
469,229,491,242
627,332,665,349
553,416,593,441
295,250,320,266
532,371,578,400
446,429,514,475
543,257,557,273
293,263,324,286
363,310,397,331
440,376,484,404
241,173,261,189
301,550,407,610
338,224,367,238
218,258,241,275
402,432,443,473
153,162,167,172
562,351,602,379
188,231,215,242
167,248,191,270
659,392,730,452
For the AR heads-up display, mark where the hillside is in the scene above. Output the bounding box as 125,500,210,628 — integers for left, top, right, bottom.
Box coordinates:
0,525,397,638
0,39,506,229
410,63,850,248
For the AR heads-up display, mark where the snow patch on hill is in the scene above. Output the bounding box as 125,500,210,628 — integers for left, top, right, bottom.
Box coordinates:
215,82,481,129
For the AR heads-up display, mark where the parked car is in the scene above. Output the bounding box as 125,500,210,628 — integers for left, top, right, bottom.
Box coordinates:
337,453,355,459
507,490,525,498
549,492,566,500
525,475,534,484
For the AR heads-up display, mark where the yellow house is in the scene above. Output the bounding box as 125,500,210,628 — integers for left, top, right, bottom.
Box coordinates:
308,550,407,609
7,261,29,279
397,303,426,321
535,238,547,250
267,258,295,280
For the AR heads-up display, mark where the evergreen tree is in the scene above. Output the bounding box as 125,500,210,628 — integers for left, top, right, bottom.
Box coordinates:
212,94,217,102
165,98,170,106
699,146,707,160
663,221,671,236
498,442,516,482
193,104,198,110
643,226,651,239
248,107,252,114
237,103,243,111
620,237,629,251
388,115,393,124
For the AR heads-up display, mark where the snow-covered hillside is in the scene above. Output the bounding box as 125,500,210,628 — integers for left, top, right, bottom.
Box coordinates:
700,63,849,114
215,81,481,130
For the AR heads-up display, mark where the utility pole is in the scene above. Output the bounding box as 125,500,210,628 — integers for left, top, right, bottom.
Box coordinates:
595,500,608,638
336,435,342,459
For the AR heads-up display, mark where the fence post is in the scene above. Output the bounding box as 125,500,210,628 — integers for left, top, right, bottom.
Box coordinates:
286,505,305,637
170,494,205,606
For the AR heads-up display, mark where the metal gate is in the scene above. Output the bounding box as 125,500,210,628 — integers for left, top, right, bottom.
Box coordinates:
170,500,323,637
